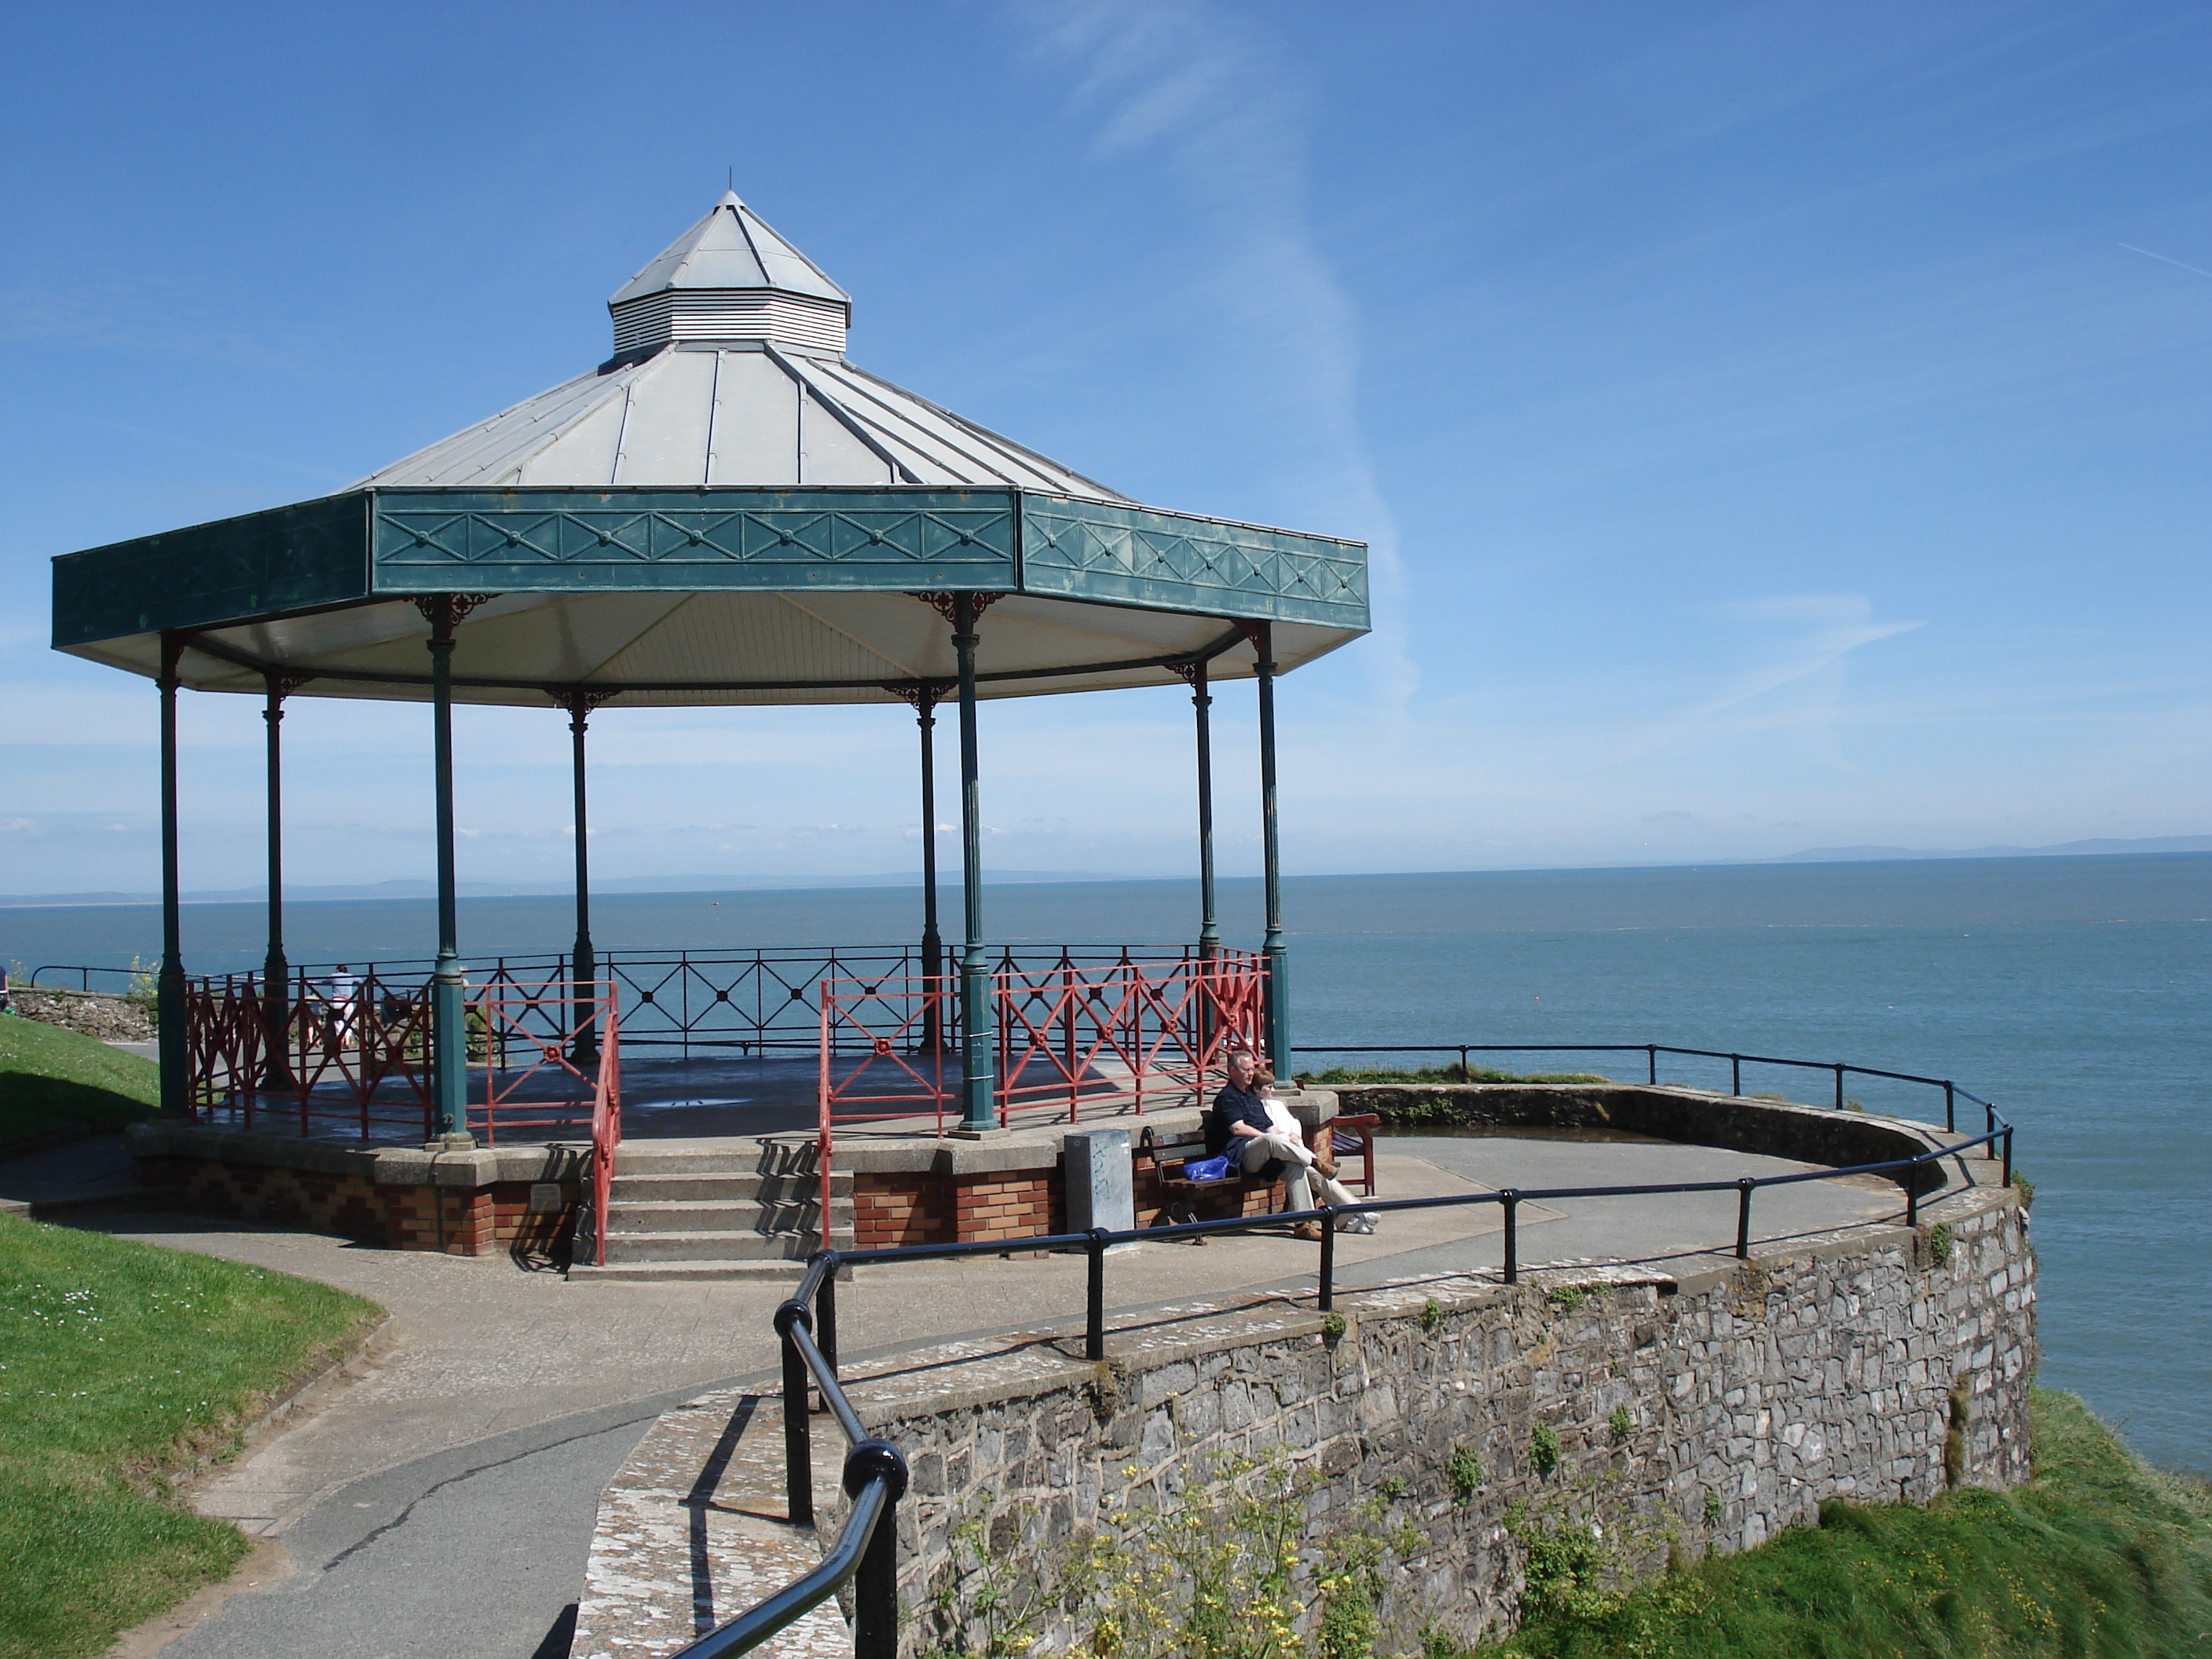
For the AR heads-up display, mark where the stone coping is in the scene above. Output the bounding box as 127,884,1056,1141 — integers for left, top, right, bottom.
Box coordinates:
125,1121,588,1188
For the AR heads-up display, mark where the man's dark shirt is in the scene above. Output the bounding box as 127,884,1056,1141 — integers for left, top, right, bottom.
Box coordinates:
1207,1079,1273,1158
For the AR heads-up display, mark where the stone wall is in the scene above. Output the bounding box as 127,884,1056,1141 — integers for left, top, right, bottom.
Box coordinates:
125,1122,581,1257
844,1181,2032,1651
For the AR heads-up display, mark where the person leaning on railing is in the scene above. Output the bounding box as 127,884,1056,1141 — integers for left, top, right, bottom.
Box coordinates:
1208,1049,1374,1240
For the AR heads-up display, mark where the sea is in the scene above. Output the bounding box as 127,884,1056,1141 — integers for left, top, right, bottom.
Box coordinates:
4,851,2205,1474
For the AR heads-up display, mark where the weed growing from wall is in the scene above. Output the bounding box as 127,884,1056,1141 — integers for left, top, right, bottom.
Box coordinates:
1530,1423,1562,1477
1928,1222,1954,1266
1608,1405,1634,1442
1449,1444,1483,1502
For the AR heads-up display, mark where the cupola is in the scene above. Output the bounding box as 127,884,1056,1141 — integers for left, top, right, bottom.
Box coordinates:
606,189,851,359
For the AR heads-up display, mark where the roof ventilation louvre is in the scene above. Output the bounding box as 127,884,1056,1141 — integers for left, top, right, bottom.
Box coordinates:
607,189,851,358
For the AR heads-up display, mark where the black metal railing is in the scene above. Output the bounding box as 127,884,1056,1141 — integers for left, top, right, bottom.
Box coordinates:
693,1049,2016,1657
1294,1041,1994,1138
24,964,145,995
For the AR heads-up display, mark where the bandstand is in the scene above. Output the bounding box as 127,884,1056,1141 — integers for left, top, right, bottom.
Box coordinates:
50,189,1369,1263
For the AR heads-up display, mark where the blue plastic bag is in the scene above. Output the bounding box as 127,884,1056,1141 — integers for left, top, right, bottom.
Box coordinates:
1181,1154,1232,1183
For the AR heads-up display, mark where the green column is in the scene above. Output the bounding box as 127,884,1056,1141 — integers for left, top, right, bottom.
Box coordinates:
261,673,293,1090
426,599,469,1143
156,635,187,1117
954,598,994,1132
1192,656,1219,961
916,688,945,1055
1255,624,1289,1068
566,695,599,1064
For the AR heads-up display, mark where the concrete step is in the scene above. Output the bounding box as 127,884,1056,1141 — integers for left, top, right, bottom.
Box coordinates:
601,1229,819,1264
566,1259,817,1284
607,1171,848,1203
607,1199,850,1235
613,1141,817,1177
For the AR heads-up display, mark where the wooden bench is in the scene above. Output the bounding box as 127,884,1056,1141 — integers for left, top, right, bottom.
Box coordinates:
1135,1111,1380,1229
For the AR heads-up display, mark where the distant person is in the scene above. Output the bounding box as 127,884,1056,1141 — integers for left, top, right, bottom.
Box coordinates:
0,965,13,1016
1208,1049,1370,1239
327,964,359,1042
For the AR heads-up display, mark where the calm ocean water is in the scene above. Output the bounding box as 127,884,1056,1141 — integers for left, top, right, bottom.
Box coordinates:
5,853,2206,1472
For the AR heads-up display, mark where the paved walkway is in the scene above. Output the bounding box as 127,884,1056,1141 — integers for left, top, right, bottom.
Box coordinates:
2,1126,1994,1659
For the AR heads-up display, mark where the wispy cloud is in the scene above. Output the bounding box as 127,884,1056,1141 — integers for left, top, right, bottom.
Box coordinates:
2120,244,2212,280
1009,0,1417,736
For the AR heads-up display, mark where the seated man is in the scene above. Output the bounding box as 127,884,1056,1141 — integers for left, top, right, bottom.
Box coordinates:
1208,1049,1372,1239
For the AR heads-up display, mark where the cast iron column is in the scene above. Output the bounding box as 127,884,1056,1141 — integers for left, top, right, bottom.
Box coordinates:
1192,656,1220,961
261,673,294,1089
566,694,599,1064
156,634,186,1116
1255,623,1290,1068
425,599,468,1143
917,688,944,1055
954,597,994,1132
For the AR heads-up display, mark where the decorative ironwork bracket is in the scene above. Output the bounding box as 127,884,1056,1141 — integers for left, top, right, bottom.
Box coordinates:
908,591,1002,628
549,686,621,720
883,679,956,716
411,594,498,628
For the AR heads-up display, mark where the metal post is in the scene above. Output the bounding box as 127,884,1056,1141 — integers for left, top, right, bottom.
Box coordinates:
954,596,994,1133
1317,1208,1336,1313
1646,1045,1657,1085
917,689,944,1054
1192,657,1219,961
1835,1065,1846,1111
2002,1126,2013,1188
566,695,599,1064
1500,1192,1518,1284
846,1444,907,1659
1906,1174,1919,1229
1730,1054,1741,1096
156,635,187,1117
1943,1082,1955,1133
818,1269,840,1376
1254,624,1289,1068
776,1300,815,1528
1735,1178,1754,1259
425,599,468,1143
1086,1229,1108,1361
260,673,294,1090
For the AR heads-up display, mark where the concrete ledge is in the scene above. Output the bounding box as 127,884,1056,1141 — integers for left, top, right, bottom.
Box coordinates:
124,1122,588,1187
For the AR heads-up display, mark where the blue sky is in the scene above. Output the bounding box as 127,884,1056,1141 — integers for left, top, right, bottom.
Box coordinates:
3,1,2208,893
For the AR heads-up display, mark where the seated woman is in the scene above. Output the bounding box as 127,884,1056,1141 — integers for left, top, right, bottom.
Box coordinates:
1207,1049,1376,1238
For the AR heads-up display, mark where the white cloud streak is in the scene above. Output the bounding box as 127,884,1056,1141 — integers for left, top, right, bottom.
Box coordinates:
1009,0,1418,739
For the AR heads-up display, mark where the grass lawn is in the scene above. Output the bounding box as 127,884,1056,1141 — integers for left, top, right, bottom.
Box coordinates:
1466,1389,2212,1658
0,1015,159,1144
0,1214,380,1659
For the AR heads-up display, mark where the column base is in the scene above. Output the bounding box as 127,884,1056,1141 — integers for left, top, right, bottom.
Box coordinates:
426,1133,478,1151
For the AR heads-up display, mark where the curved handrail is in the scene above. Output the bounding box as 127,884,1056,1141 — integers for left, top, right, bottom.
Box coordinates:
687,1049,2016,1658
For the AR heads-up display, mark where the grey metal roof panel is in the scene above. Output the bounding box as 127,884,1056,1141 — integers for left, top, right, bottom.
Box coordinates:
609,189,848,306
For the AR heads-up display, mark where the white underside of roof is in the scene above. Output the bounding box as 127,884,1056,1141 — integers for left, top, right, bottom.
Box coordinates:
349,342,1128,500
76,590,1356,709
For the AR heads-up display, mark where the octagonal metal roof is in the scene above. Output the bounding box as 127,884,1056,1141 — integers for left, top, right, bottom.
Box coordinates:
52,191,1368,709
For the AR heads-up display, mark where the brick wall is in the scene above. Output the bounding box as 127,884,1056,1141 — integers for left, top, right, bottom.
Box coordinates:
133,1152,573,1257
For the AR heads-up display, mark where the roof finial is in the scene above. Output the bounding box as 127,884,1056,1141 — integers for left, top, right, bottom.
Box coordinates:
727,163,734,192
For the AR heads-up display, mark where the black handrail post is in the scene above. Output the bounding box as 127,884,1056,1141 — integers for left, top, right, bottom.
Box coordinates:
775,1299,815,1528
1730,1054,1741,1096
1834,1065,1845,1111
1646,1045,1657,1085
1085,1229,1108,1361
1458,1045,1470,1082
818,1263,840,1377
1317,1206,1336,1313
1943,1081,1955,1134
1735,1178,1754,1260
1906,1170,1919,1229
845,1442,909,1659
2002,1126,2013,1188
1500,1192,1518,1284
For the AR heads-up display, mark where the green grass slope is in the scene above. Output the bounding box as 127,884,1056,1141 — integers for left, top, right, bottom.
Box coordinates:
1470,1390,2212,1659
0,1014,159,1143
0,1214,379,1659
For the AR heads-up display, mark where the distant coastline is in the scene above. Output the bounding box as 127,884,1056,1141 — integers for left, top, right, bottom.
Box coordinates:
5,835,2209,910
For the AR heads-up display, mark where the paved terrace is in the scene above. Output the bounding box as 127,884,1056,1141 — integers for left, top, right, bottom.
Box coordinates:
0,1118,2008,1659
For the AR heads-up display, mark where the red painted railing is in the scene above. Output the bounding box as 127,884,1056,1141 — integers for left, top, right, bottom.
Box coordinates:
813,949,1267,1242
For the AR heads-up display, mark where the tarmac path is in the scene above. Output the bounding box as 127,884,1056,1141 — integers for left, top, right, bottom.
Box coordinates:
0,1127,1957,1659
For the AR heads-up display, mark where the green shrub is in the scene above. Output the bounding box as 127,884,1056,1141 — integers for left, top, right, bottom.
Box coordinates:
1450,1443,1484,1501
1530,1423,1562,1477
1608,1405,1634,1441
